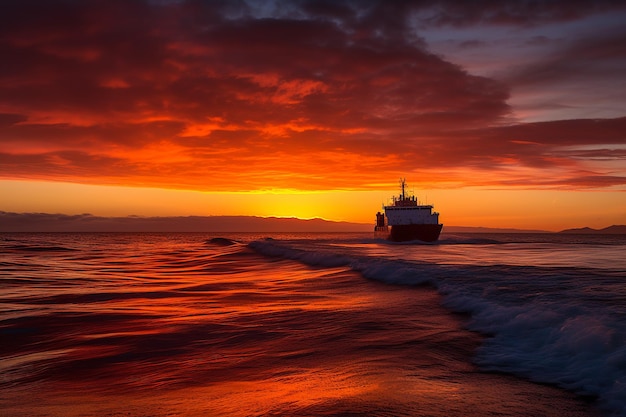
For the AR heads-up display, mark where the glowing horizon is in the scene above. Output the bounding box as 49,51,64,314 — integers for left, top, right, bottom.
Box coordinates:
1,1,625,230
2,179,624,231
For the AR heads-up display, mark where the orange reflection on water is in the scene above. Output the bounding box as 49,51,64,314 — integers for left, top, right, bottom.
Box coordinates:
190,370,379,416
2,361,598,417
0,235,602,417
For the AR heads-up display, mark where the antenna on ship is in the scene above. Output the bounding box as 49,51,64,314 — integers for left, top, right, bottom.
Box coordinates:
400,177,406,200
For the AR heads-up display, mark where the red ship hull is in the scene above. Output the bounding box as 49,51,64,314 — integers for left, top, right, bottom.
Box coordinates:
389,224,443,242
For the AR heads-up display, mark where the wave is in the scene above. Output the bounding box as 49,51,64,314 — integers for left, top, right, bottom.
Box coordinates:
248,240,352,268
248,238,626,416
443,291,626,413
438,236,504,245
6,244,77,252
206,237,239,246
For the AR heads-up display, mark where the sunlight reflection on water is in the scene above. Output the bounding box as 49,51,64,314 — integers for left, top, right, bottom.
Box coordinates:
0,233,611,416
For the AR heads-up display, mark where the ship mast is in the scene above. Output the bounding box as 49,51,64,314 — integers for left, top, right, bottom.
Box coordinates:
400,178,406,201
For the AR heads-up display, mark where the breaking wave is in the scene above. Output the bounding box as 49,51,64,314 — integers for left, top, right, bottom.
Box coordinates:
249,238,626,416
206,237,239,246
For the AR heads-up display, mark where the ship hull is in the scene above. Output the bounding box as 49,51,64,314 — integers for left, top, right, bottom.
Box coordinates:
389,224,442,242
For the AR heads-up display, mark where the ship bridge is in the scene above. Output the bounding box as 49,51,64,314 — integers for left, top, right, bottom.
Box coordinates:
383,179,440,226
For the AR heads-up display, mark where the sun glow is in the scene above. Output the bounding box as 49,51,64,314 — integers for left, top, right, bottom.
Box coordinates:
2,179,624,231
1,2,625,231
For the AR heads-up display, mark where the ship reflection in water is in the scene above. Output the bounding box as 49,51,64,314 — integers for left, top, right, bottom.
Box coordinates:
375,178,443,242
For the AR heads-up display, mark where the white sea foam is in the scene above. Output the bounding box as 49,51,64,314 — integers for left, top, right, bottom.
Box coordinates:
249,238,626,416
444,294,626,416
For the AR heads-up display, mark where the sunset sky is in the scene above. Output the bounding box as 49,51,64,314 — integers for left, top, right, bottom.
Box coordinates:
1,0,625,230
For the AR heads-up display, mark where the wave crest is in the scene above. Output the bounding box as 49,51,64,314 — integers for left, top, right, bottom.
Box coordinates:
248,238,626,416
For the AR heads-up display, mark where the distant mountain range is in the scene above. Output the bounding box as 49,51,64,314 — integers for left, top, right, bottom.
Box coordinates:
1,211,623,234
557,225,626,234
445,225,625,234
0,212,371,233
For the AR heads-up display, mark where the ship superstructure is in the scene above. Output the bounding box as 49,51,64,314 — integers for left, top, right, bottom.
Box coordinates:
375,179,443,242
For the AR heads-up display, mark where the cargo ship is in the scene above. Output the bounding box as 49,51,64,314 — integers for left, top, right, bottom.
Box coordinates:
375,179,443,242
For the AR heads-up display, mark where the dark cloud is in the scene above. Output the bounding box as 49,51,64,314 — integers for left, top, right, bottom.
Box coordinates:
0,113,27,126
486,118,626,147
0,0,624,191
506,30,626,88
410,0,626,28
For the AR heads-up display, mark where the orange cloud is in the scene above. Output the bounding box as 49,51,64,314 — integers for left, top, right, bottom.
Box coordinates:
0,0,624,194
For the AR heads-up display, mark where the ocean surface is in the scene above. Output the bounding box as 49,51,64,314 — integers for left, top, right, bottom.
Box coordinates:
1,232,625,417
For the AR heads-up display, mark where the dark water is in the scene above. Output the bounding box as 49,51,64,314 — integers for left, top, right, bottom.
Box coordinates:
1,232,624,416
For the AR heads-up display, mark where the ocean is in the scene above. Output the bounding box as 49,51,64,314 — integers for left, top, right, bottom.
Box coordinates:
1,232,624,417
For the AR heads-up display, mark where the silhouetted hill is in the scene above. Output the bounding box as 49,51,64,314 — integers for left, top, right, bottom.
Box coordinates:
0,212,371,233
558,225,626,234
5,211,620,234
